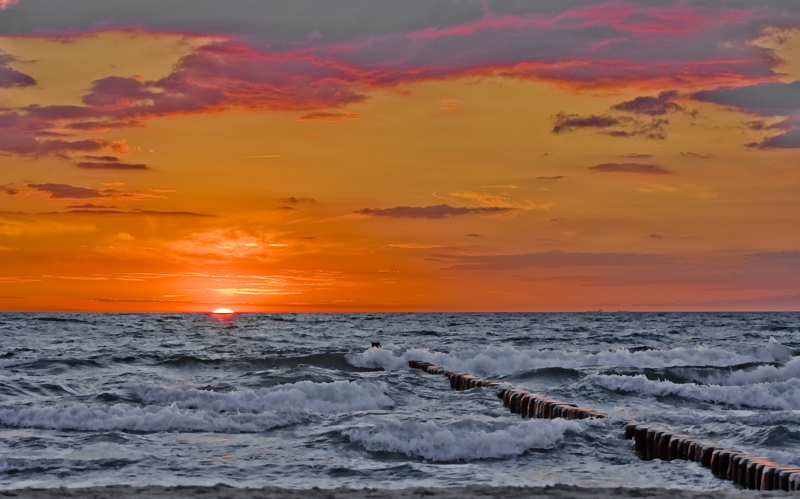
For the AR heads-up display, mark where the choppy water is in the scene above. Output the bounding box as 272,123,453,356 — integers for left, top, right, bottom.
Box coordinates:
1,312,799,490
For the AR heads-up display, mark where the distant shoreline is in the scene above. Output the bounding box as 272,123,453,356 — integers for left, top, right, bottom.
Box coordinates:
1,485,783,499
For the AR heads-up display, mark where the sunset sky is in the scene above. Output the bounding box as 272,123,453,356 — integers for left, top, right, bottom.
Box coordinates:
0,0,799,312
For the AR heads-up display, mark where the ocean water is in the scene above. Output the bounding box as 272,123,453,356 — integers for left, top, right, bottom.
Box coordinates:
1,312,799,490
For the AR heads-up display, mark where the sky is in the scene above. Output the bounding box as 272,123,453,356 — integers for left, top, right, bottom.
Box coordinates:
0,0,799,312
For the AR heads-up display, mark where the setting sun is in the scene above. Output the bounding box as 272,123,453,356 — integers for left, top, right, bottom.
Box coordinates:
212,308,234,314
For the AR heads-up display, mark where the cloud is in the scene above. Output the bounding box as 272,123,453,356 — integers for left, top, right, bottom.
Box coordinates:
618,153,653,158
65,209,211,216
0,51,36,88
296,111,359,122
744,117,800,149
68,203,116,209
83,155,121,162
1,184,20,196
611,90,683,115
27,183,102,199
694,81,800,115
746,251,800,266
444,250,670,271
679,151,709,159
281,196,316,204
357,204,511,219
536,176,566,180
552,112,669,139
76,160,149,170
0,2,796,162
552,113,623,134
588,163,673,175
756,125,800,148
0,0,19,10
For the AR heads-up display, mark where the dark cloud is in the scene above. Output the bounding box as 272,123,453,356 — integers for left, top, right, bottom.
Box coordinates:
679,152,709,159
618,153,653,158
647,234,662,239
444,250,669,271
65,120,140,131
536,175,566,180
76,161,149,170
357,204,511,219
552,113,622,134
694,81,800,115
757,126,800,148
83,155,120,162
93,298,201,303
296,111,359,122
611,90,683,116
0,51,36,88
745,118,800,149
746,251,800,266
552,112,668,139
65,209,211,216
466,233,481,237
277,205,296,210
281,196,316,204
1,185,19,196
588,163,673,175
68,203,116,209
27,183,102,199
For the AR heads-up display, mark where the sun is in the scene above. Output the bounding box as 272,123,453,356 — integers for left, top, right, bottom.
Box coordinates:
212,308,234,314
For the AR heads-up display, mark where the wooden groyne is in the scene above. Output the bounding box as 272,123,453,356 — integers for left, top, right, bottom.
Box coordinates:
624,421,800,491
408,360,800,491
409,361,607,422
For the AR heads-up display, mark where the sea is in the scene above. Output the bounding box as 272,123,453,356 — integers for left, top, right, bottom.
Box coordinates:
1,312,799,491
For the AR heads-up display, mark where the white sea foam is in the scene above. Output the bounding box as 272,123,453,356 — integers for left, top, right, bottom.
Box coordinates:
0,403,312,433
708,357,800,386
132,380,394,414
587,374,800,410
344,418,579,461
0,381,393,433
347,340,792,376
0,456,124,473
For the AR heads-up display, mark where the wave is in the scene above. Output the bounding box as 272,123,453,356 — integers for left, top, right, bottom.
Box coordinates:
155,352,373,372
0,456,132,474
343,418,580,461
131,380,394,414
706,357,800,386
0,380,393,433
587,374,800,410
347,339,794,376
0,403,310,433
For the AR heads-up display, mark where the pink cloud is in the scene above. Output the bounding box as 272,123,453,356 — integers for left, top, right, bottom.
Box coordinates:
557,2,754,36
0,1,797,158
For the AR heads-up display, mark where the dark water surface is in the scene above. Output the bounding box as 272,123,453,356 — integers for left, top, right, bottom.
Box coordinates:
1,312,799,490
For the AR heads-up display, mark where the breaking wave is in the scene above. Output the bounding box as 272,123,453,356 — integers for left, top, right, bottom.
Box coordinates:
344,418,580,461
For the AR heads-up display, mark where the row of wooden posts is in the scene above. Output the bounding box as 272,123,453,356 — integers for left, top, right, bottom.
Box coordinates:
408,360,800,491
624,422,800,491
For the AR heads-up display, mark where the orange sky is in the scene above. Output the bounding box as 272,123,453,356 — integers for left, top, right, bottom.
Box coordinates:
0,2,799,311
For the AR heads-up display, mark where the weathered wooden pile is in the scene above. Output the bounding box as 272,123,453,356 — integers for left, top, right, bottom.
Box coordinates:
624,422,800,491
